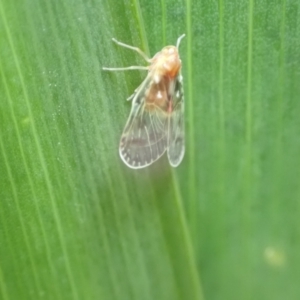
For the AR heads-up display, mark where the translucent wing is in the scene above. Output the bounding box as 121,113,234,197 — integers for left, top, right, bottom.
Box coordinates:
167,75,185,167
119,75,169,169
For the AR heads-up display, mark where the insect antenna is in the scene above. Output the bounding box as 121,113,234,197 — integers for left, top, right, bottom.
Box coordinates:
111,38,151,62
176,34,186,48
102,38,150,72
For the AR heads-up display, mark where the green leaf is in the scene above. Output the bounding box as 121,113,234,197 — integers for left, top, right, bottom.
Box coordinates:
0,0,299,299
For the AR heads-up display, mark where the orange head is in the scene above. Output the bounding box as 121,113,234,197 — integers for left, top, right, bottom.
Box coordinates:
149,45,182,80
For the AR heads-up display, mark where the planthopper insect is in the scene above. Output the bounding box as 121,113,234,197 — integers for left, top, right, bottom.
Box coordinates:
103,34,185,169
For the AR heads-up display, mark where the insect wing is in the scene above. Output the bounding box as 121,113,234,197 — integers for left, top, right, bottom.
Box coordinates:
119,75,168,169
167,75,185,167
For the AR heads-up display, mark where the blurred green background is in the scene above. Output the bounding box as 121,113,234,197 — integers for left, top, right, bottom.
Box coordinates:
0,0,299,299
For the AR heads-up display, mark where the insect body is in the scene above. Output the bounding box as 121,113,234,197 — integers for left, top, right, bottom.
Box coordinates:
103,34,185,169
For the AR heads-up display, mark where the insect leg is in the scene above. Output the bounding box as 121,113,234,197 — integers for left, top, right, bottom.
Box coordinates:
111,38,151,62
126,81,145,101
102,66,148,71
